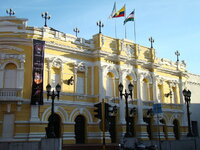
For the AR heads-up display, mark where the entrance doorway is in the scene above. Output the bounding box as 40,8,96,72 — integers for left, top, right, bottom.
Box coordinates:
109,116,116,143
47,113,62,138
173,119,180,140
75,115,86,144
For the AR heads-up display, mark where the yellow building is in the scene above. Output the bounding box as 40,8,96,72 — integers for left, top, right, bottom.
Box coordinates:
0,16,189,144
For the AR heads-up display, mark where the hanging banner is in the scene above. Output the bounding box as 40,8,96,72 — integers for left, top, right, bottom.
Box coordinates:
31,39,45,105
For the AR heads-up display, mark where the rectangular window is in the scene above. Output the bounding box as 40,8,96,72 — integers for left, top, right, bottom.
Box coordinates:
76,77,84,94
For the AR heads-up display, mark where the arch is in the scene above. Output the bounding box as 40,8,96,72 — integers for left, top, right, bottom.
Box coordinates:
122,70,137,81
161,113,170,125
103,66,119,79
69,107,93,123
169,113,181,125
2,61,19,69
41,106,68,122
140,73,153,84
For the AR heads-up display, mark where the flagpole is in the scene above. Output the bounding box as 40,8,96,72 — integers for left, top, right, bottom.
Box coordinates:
124,4,127,39
125,24,127,39
133,9,137,43
115,19,117,38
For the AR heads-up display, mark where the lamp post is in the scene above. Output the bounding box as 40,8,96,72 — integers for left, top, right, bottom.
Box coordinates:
149,37,154,48
182,89,193,137
45,83,61,138
6,8,15,16
96,20,104,34
175,50,180,62
118,82,133,137
73,27,80,37
41,12,51,27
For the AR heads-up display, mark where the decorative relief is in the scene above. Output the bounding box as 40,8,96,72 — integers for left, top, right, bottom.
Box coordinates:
75,62,86,72
0,45,23,52
51,58,63,69
125,44,134,57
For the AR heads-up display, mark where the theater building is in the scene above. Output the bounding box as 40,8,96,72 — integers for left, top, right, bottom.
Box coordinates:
0,16,190,144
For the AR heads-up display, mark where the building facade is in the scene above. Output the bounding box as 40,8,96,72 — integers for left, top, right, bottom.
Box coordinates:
187,73,200,137
0,16,190,144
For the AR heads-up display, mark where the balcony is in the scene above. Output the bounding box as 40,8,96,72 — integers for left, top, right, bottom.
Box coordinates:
0,88,23,102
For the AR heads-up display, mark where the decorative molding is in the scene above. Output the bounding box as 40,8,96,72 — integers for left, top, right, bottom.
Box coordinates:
0,45,23,51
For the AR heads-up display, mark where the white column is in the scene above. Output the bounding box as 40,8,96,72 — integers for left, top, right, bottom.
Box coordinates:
119,71,126,123
48,62,52,84
91,66,94,95
137,75,145,124
60,64,64,89
0,69,4,88
30,105,40,122
179,78,184,104
16,68,24,88
99,67,104,101
113,78,116,97
85,67,88,95
74,65,78,93
152,75,158,102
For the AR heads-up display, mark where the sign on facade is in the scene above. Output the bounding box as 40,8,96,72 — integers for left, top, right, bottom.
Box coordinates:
31,39,45,105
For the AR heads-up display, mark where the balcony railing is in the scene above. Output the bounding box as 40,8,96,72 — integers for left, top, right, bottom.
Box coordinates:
0,88,22,101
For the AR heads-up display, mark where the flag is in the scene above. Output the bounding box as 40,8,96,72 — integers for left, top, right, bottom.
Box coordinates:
113,5,125,18
124,10,134,24
109,2,116,19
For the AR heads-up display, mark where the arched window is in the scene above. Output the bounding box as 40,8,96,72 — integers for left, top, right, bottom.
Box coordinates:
4,63,17,88
106,72,114,97
51,68,61,90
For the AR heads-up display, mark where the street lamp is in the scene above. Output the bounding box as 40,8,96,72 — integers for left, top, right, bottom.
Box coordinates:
96,20,104,34
41,12,51,27
182,89,193,137
118,82,133,137
6,8,15,16
73,27,80,37
45,83,61,138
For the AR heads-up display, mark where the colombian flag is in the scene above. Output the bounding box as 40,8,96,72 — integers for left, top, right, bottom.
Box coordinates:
113,5,125,18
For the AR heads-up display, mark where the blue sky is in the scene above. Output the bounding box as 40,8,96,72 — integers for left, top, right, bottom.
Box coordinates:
1,0,200,75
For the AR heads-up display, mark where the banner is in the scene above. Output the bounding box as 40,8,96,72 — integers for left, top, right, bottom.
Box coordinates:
31,39,45,105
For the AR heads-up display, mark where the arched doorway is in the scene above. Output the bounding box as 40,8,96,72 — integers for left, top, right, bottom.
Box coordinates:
109,116,116,143
75,115,86,144
47,113,62,138
173,119,180,140
160,119,168,139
